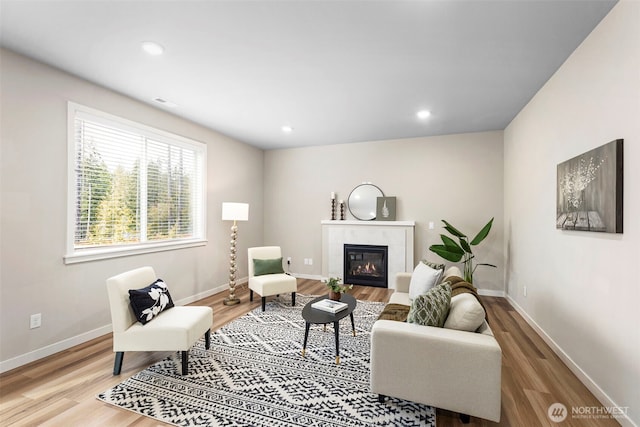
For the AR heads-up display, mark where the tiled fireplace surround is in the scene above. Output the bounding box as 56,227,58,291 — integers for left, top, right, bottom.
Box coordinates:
321,220,415,290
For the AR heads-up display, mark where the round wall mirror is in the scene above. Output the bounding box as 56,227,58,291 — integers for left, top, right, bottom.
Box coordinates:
347,183,384,220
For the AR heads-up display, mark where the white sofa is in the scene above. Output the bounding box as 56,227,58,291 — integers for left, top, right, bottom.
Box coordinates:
370,269,502,423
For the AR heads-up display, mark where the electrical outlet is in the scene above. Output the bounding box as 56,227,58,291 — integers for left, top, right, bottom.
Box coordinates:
30,313,42,329
308,258,313,265
428,221,434,230
523,286,527,297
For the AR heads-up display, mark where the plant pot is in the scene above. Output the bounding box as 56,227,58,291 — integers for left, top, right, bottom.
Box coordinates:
329,291,342,301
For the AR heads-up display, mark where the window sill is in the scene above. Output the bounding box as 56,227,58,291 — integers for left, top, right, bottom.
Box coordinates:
64,239,207,264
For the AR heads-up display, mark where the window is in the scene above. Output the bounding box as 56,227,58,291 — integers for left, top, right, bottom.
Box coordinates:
65,103,206,263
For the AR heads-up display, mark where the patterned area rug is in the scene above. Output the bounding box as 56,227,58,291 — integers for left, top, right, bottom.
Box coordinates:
98,294,436,426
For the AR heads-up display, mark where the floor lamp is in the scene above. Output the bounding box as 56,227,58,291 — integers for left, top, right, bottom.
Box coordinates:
222,202,249,306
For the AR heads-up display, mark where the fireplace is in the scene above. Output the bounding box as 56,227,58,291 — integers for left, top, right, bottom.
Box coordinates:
343,244,388,288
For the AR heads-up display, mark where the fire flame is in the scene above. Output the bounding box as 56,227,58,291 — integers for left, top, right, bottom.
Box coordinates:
354,262,377,275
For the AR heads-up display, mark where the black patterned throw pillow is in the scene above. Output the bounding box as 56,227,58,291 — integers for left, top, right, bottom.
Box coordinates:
129,279,175,324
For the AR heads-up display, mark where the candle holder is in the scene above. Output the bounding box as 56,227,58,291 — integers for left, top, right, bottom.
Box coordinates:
331,198,336,220
339,201,345,220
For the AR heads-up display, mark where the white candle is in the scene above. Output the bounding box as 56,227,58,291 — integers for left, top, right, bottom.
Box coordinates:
331,192,335,199
339,200,344,204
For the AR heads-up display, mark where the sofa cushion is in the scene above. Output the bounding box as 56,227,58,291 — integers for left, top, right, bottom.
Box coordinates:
129,279,175,325
253,257,285,276
377,303,411,322
442,266,463,282
408,262,444,300
444,293,486,332
389,292,411,306
446,276,489,324
407,282,451,327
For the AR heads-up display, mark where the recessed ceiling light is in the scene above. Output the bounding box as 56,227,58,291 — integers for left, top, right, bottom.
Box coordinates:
281,125,293,133
416,110,431,119
141,41,164,56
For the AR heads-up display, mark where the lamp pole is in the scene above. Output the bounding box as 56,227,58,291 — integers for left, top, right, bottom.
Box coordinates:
224,219,240,305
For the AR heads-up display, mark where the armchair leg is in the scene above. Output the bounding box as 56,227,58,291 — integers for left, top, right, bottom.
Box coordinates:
292,292,296,306
261,297,266,312
460,414,470,424
181,351,188,375
205,329,211,349
113,352,124,375
378,394,386,403
250,290,254,302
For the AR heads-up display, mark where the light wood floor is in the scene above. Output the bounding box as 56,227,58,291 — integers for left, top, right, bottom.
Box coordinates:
0,279,618,426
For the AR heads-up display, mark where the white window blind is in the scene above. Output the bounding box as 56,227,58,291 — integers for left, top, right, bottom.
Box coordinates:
66,103,206,263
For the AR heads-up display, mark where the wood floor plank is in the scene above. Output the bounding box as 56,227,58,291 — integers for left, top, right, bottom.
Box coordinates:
0,282,620,426
2,396,78,427
37,399,145,427
498,332,551,394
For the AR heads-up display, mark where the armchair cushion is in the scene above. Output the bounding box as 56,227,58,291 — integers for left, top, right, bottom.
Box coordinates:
129,279,175,325
253,257,285,276
249,273,296,296
407,282,451,327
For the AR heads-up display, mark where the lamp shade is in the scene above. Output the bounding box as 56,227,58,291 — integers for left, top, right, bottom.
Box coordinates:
222,202,249,221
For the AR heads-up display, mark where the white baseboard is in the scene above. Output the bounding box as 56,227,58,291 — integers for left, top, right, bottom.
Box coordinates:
176,281,242,305
0,324,112,374
506,295,636,427
0,280,238,374
289,273,323,281
478,288,505,297
290,275,512,296
288,275,507,297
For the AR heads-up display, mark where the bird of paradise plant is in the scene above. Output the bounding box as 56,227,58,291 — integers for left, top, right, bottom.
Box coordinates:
428,218,496,284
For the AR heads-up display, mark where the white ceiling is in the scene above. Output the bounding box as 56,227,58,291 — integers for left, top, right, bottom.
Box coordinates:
0,0,617,150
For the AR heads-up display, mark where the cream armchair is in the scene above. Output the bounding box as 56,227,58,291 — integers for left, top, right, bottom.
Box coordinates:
106,266,213,375
248,246,297,311
370,272,502,423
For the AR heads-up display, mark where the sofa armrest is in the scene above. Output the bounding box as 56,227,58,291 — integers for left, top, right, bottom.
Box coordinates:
395,272,412,293
370,320,501,422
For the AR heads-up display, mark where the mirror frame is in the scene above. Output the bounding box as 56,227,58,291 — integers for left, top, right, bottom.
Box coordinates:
347,183,384,220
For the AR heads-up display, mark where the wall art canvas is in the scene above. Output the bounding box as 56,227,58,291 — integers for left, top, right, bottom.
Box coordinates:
556,139,623,233
376,196,396,221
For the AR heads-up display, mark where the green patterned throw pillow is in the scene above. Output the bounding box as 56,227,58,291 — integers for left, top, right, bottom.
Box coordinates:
407,282,452,327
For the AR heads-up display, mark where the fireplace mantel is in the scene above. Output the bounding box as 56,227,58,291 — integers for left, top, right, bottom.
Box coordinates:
321,220,415,227
321,220,415,290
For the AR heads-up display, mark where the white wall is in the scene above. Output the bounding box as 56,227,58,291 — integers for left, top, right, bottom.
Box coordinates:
504,1,639,424
264,131,504,293
0,49,264,371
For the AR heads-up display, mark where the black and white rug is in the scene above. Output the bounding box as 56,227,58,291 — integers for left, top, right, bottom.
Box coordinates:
98,294,436,426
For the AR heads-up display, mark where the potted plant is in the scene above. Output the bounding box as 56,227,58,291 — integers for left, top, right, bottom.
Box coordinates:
324,277,353,301
428,218,496,284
